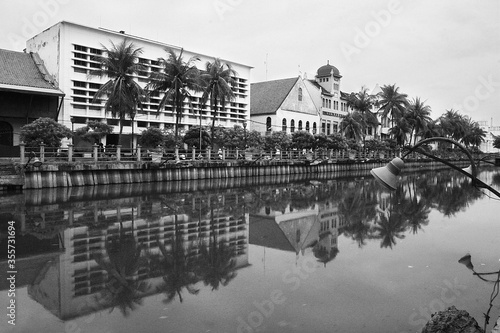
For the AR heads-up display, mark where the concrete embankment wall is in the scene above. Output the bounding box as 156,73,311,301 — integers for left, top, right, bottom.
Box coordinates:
21,160,469,189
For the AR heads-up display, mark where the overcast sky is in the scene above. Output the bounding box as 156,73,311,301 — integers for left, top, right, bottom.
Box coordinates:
1,0,499,123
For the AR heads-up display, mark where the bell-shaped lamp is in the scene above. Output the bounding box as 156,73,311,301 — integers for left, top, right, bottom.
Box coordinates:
462,165,472,175
32,157,43,168
370,157,405,190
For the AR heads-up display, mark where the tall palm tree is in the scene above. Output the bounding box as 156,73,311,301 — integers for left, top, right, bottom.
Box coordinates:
348,87,378,145
147,48,201,142
377,84,408,134
199,58,237,147
407,97,432,145
90,39,146,146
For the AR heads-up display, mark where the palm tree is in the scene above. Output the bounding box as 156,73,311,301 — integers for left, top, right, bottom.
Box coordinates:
340,111,363,142
196,206,237,290
461,116,486,149
377,84,408,134
407,97,432,145
90,39,146,147
155,213,199,303
199,58,237,147
91,210,149,317
388,117,411,146
438,109,467,141
348,87,378,145
147,48,201,142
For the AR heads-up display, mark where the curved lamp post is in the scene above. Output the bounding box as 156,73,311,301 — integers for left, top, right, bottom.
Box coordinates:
370,137,500,198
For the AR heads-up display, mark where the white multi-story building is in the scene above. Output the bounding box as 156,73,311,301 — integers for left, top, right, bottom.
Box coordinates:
25,21,252,148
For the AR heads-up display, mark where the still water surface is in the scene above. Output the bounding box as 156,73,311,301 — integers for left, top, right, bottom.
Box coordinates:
1,168,499,333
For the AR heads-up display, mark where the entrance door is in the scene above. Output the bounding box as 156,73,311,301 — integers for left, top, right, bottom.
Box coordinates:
0,121,13,146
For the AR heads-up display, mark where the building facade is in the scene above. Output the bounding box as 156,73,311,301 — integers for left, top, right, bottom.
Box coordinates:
306,62,350,135
25,21,252,148
250,62,352,137
0,49,64,150
250,77,320,134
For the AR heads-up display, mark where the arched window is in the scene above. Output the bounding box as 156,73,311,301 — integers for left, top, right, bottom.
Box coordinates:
313,122,317,134
298,88,303,101
290,120,295,133
0,121,13,146
298,120,303,131
305,121,310,132
282,118,287,132
266,117,272,132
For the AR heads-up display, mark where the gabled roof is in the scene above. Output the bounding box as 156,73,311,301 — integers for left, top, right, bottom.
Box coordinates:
307,79,332,97
0,48,64,96
250,77,299,115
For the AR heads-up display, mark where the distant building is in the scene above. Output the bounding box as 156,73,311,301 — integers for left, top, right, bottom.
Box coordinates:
306,62,351,135
250,76,320,134
25,21,251,148
0,48,64,151
478,120,500,153
250,62,352,136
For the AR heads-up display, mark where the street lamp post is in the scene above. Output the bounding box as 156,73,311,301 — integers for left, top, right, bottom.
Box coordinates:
243,120,247,149
70,116,74,145
370,137,500,198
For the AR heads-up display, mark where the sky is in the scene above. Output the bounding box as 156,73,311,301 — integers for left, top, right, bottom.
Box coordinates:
1,0,499,123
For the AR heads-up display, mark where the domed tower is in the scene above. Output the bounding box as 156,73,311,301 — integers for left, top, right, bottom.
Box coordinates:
315,61,342,96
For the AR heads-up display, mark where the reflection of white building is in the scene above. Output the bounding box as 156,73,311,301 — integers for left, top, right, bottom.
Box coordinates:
27,204,249,320
249,189,343,265
26,21,252,148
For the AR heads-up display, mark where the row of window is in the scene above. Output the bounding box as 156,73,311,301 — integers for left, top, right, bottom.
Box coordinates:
278,118,317,133
322,98,350,111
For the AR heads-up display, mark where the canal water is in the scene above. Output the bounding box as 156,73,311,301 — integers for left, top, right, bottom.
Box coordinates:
1,168,499,333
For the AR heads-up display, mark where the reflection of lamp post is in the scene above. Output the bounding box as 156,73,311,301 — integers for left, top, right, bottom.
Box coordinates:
243,120,247,149
370,137,500,198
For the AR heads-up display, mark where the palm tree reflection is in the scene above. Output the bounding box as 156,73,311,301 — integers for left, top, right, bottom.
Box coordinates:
155,214,199,303
92,207,149,316
196,206,237,290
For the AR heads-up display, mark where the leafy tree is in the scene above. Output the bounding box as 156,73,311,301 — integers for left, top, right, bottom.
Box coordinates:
211,125,227,149
90,39,146,147
246,130,264,150
291,131,314,150
147,48,201,142
264,131,292,151
493,136,500,150
199,58,237,147
313,133,331,150
183,126,211,149
328,133,348,150
74,121,114,144
139,127,165,149
20,117,72,147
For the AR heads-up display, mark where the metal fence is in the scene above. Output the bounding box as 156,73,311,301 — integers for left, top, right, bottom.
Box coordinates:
19,143,406,165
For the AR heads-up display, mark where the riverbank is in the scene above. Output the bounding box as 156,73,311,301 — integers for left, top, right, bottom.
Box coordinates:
13,158,469,189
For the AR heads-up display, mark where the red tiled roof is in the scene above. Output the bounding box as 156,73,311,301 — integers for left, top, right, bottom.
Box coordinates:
250,77,299,115
0,48,63,95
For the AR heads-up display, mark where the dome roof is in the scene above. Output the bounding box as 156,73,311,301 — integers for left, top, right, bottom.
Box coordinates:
317,63,340,77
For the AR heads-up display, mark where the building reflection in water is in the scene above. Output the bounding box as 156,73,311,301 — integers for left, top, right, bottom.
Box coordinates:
0,168,496,322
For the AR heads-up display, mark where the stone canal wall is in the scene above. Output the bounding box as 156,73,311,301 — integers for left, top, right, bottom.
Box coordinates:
19,159,469,189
